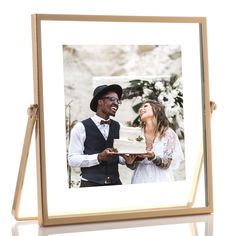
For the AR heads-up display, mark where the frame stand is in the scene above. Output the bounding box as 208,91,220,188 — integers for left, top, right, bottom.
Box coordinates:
12,102,216,221
12,104,39,220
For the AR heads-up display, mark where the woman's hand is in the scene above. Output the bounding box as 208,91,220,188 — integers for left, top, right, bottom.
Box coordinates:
142,151,155,160
121,154,139,165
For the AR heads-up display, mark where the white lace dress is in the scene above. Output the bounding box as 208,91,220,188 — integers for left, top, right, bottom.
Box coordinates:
131,128,184,184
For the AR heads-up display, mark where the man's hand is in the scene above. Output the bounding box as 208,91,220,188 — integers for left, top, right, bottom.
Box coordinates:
97,148,117,162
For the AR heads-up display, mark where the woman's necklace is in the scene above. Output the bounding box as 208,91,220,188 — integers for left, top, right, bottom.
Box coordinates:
145,134,156,151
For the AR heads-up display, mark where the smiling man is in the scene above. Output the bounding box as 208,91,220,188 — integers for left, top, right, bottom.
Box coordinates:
68,84,126,187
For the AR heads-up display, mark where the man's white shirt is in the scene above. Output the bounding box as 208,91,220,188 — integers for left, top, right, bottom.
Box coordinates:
68,115,125,168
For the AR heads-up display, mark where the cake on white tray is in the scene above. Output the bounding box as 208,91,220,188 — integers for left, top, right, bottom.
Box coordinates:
113,126,146,154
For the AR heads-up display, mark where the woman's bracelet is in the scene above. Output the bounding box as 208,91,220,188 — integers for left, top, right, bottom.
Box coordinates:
152,156,162,166
148,152,156,160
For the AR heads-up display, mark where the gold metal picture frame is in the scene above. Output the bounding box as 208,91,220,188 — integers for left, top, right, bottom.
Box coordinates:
12,14,213,226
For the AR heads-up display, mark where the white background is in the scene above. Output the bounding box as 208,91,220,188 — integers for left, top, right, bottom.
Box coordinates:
0,0,235,235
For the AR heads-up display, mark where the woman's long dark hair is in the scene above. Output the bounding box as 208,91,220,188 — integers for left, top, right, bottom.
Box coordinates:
140,100,169,138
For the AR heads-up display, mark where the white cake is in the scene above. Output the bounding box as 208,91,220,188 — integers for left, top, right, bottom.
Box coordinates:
113,126,146,154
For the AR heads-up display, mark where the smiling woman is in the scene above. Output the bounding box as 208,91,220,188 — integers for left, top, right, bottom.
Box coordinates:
128,100,184,184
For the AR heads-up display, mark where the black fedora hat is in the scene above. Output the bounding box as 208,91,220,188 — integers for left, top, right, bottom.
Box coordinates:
90,84,123,112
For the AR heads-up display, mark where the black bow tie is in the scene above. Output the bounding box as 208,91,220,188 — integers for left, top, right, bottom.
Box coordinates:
100,119,112,125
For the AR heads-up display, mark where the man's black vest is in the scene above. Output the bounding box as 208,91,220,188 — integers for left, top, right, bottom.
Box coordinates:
81,118,120,185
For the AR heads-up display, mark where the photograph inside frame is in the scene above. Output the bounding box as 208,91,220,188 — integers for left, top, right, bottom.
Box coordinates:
63,44,186,188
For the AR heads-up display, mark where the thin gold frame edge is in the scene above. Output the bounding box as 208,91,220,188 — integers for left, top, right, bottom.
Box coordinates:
31,14,49,226
43,206,212,226
32,13,206,24
32,14,211,227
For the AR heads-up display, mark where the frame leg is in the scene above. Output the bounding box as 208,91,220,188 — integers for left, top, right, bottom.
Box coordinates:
187,101,216,206
12,105,38,221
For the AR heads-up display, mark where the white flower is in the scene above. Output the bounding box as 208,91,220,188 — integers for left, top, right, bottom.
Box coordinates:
166,106,178,117
158,92,166,101
164,94,175,107
143,88,152,96
154,81,165,91
171,89,178,98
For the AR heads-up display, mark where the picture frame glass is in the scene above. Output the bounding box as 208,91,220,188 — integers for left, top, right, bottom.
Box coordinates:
34,15,212,224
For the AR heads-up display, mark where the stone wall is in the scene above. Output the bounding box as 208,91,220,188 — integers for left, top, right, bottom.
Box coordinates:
63,45,182,123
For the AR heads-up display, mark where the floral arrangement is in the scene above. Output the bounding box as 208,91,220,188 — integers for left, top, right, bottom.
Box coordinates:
121,74,184,141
